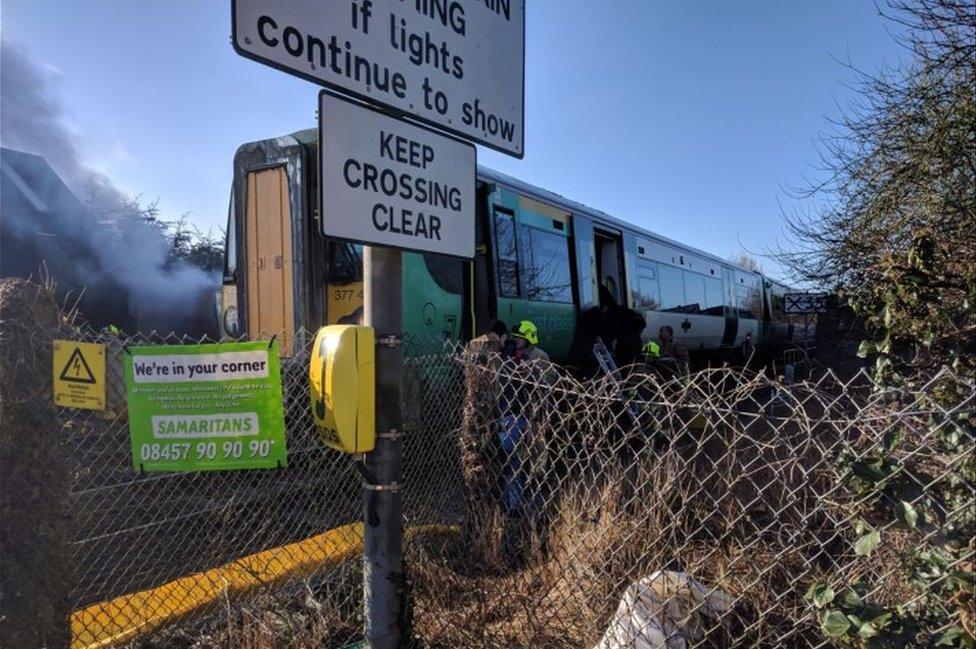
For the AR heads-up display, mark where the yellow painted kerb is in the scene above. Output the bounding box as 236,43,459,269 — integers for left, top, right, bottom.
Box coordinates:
70,523,457,649
70,522,364,649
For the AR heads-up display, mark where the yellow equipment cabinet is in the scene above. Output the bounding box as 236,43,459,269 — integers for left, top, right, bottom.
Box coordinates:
309,325,375,453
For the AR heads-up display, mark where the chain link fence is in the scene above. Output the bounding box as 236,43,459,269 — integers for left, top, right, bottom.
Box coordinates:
1,314,973,647
408,345,975,648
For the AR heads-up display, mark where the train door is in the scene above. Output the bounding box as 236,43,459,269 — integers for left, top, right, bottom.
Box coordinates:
733,270,762,346
244,166,295,354
571,215,598,308
721,267,738,346
595,229,626,307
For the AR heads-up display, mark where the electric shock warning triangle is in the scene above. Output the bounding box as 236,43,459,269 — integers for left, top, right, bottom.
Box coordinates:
59,347,97,384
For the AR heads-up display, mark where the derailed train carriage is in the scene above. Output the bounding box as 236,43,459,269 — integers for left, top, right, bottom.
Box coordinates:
216,128,796,360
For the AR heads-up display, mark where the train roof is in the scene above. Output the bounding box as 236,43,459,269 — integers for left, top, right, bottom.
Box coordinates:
285,128,769,282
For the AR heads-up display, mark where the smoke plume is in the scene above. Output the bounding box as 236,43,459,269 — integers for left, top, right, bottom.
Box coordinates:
0,38,218,333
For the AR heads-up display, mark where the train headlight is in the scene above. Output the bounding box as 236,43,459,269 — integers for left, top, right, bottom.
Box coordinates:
223,306,240,338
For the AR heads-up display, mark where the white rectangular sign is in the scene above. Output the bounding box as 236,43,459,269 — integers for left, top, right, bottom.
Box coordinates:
319,91,475,258
232,0,524,157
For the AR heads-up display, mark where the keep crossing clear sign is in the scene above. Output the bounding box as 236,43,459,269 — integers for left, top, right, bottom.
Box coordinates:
53,340,106,410
124,341,287,472
319,90,475,257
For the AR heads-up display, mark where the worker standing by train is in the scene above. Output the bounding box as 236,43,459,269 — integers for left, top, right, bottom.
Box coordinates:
496,320,551,564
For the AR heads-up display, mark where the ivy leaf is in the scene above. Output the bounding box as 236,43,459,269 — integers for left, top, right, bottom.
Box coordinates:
805,583,835,608
894,500,919,529
883,430,903,452
857,340,876,358
822,610,852,637
852,460,888,484
840,589,864,609
935,626,967,647
854,529,881,556
856,620,879,638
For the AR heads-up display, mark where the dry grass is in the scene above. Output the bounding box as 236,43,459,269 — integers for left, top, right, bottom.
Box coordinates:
402,361,945,648
138,562,363,649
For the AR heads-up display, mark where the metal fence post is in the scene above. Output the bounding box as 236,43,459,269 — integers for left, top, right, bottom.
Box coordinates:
363,245,404,648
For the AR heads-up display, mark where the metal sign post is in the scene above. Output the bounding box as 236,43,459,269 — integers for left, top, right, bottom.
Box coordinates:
317,89,475,647
783,292,828,366
233,1,504,642
363,245,404,649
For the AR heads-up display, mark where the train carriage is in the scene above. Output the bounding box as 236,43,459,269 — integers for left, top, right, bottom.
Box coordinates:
217,128,794,360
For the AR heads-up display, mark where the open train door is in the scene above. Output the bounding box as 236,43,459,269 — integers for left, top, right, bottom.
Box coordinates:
721,266,739,347
594,228,626,307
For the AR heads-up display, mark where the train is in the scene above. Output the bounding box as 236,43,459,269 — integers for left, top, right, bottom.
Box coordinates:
216,128,798,360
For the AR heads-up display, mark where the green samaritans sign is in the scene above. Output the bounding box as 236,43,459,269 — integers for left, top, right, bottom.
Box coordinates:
124,341,287,472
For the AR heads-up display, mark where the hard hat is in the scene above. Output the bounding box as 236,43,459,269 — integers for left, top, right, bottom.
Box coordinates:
642,340,661,358
511,320,539,346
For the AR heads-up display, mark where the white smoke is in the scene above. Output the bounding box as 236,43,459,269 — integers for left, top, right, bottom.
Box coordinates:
0,38,217,332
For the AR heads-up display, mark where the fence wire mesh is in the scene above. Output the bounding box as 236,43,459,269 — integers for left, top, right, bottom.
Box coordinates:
406,343,975,649
1,324,973,648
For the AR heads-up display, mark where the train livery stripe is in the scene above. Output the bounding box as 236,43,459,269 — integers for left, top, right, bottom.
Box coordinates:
70,523,457,649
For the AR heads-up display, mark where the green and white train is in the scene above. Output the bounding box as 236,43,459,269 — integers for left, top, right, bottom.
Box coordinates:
217,128,796,359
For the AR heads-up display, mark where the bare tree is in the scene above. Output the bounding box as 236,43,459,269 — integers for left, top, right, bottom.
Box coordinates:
777,0,975,381
728,253,763,273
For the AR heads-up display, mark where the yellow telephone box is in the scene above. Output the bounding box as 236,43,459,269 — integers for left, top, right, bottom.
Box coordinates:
309,325,375,453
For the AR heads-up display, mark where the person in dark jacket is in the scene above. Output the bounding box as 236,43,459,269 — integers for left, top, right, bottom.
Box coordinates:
598,284,620,348
613,307,647,368
567,306,604,379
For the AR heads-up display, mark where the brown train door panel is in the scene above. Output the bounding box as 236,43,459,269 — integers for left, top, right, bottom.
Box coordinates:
245,166,294,355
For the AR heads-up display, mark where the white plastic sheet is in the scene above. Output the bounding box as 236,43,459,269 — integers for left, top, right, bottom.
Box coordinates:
594,571,735,649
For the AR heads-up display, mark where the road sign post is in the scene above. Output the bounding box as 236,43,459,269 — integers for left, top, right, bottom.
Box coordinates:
317,91,474,647
784,292,829,367
362,245,404,649
233,1,510,641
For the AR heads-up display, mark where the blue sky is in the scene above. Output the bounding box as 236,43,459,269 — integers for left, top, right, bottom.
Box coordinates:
1,1,908,279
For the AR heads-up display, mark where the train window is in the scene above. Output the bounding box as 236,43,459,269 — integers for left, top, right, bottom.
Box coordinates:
636,275,661,312
659,265,686,312
423,254,463,295
519,227,573,303
682,272,705,314
329,242,363,284
736,283,761,319
494,209,519,297
703,276,724,315
637,260,657,279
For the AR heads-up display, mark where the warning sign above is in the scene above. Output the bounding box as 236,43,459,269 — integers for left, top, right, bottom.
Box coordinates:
232,0,525,157
53,340,106,410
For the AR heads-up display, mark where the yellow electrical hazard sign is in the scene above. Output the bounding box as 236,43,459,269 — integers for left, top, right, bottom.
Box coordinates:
53,340,106,410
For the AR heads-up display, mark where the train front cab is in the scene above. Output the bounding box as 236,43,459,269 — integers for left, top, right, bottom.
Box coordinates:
220,131,470,357
219,135,314,356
